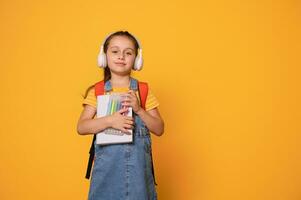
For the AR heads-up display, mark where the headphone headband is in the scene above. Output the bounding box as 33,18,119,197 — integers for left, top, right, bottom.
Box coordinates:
102,31,142,50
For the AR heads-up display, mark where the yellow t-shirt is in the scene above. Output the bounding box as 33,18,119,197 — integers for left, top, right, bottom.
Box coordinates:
82,86,159,111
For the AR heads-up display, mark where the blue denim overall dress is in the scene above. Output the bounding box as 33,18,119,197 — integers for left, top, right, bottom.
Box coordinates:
88,78,158,200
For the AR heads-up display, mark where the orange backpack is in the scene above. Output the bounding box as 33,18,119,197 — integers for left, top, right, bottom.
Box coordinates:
85,80,157,185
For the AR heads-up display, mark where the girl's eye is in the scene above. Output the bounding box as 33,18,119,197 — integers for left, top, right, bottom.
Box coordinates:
112,51,118,53
126,52,132,55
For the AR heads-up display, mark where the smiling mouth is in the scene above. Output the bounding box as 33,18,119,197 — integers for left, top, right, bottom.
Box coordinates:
115,63,126,66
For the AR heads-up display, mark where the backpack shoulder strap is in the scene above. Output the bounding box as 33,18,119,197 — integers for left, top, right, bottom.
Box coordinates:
94,80,105,96
138,81,148,110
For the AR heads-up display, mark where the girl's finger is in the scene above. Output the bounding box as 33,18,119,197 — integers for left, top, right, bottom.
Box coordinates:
121,98,131,103
123,93,132,98
117,107,128,114
121,128,132,135
127,90,136,97
125,116,133,121
122,102,131,107
124,124,133,129
125,119,134,124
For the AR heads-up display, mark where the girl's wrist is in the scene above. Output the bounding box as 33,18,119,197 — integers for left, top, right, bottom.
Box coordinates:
135,107,144,115
104,115,113,128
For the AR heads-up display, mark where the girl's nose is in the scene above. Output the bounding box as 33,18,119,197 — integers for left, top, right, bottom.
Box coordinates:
118,53,125,60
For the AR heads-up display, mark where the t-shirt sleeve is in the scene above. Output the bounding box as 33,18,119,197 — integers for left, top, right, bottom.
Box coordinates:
145,87,160,111
82,86,97,108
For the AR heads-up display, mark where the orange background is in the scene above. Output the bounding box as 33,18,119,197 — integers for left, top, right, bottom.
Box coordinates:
1,0,300,199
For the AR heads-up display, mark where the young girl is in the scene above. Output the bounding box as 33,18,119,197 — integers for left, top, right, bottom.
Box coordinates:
77,30,164,200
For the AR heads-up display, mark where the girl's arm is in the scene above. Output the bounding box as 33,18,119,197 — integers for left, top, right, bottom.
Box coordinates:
123,90,164,136
136,107,165,136
77,105,134,135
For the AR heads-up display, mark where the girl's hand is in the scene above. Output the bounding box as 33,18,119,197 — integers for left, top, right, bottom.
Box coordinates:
121,90,142,113
108,107,134,134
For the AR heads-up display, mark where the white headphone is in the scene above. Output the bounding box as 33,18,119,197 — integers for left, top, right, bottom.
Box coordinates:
97,31,143,71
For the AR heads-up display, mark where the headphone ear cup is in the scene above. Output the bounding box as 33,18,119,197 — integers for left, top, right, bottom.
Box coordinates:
133,49,143,71
97,46,107,68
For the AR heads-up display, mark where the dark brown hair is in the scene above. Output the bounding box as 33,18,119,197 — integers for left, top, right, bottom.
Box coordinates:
82,30,140,99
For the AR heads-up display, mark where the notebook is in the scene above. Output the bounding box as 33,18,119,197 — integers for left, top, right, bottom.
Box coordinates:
96,93,133,145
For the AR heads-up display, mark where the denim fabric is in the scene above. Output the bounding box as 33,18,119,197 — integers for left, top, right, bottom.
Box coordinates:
88,78,158,200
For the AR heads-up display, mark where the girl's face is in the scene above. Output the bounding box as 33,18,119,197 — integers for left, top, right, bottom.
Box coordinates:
106,36,136,76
